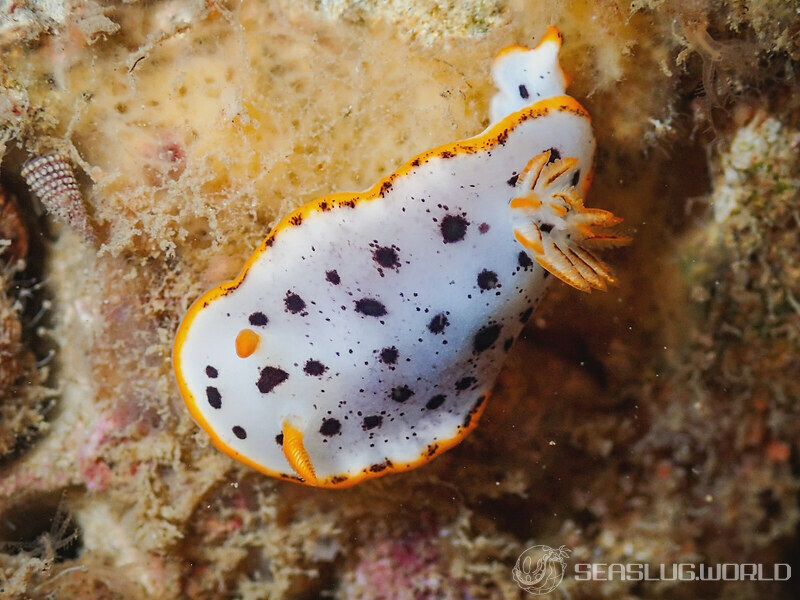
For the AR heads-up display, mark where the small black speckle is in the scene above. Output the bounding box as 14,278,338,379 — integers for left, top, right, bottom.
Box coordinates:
355,298,387,317
520,308,534,323
391,385,414,403
206,386,222,409
320,418,341,436
205,365,218,378
249,312,269,326
478,223,490,234
427,313,449,334
232,426,247,439
507,173,519,187
518,84,529,99
325,270,341,285
362,415,383,430
275,433,284,446
571,169,581,187
425,394,446,410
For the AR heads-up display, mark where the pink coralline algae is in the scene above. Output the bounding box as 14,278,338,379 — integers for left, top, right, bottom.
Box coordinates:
345,529,469,600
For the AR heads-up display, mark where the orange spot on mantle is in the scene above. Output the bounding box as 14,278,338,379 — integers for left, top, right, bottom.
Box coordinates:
235,329,260,358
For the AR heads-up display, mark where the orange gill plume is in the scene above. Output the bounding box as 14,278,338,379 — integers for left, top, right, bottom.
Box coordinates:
511,150,631,293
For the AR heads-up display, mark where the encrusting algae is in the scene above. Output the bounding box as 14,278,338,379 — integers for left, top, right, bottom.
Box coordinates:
0,1,799,598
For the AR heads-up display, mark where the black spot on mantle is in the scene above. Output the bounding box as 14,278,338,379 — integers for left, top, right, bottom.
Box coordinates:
455,376,476,392
303,359,327,377
320,418,341,437
206,386,222,409
373,245,400,269
362,415,383,431
257,366,289,394
284,291,307,315
428,313,449,334
440,214,469,244
477,269,499,291
391,385,414,403
249,312,269,326
379,346,398,365
425,394,446,410
355,298,387,317
473,323,502,353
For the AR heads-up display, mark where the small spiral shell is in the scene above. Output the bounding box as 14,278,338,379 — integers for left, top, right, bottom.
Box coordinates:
21,154,96,243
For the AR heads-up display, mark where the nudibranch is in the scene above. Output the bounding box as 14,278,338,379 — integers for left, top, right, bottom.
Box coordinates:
174,27,629,488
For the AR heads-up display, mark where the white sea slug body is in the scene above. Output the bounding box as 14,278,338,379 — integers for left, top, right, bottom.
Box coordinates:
174,27,628,488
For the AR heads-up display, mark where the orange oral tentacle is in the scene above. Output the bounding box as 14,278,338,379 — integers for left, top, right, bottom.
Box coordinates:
282,422,318,485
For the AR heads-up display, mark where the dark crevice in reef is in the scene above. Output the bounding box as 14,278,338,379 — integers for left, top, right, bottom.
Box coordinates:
0,493,82,562
0,146,59,464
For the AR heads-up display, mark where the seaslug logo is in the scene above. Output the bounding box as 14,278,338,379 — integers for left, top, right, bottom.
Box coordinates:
512,543,791,594
573,562,792,582
512,545,571,595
